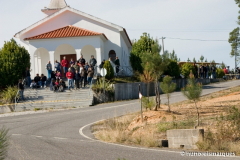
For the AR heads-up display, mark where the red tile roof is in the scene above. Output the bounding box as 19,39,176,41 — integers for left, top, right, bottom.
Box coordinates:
24,25,108,40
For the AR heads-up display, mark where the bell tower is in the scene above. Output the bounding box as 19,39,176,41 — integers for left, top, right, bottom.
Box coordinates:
41,0,67,16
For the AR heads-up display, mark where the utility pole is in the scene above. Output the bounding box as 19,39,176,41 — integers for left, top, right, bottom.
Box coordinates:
162,37,165,55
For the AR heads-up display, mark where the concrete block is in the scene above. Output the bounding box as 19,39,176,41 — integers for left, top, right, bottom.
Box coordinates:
167,129,204,149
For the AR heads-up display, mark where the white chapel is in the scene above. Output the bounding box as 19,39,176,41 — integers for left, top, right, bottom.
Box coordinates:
14,0,132,78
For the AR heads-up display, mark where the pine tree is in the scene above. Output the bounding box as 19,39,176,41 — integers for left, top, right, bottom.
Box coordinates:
193,58,196,63
0,39,30,87
141,42,169,111
182,72,202,127
187,58,191,62
160,76,176,112
200,55,204,62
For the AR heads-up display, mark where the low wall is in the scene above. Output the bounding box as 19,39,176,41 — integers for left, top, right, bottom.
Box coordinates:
167,129,204,149
0,105,13,114
114,79,210,101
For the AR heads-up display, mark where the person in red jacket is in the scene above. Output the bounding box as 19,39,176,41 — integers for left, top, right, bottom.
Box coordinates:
61,56,69,78
223,67,228,74
66,68,74,90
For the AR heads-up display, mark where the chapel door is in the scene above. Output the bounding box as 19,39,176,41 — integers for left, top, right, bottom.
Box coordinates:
109,50,116,62
60,54,77,77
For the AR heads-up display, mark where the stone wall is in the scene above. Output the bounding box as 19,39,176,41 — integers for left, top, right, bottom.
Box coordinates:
114,79,210,101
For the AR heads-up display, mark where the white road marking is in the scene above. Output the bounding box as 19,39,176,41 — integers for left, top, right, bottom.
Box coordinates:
79,120,181,154
12,134,22,136
79,120,240,158
53,137,68,140
31,135,43,138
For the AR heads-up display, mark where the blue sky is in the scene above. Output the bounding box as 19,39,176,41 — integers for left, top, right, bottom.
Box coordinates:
0,0,239,68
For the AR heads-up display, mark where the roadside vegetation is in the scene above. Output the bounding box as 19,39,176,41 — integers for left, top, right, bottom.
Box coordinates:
0,127,9,160
92,86,240,155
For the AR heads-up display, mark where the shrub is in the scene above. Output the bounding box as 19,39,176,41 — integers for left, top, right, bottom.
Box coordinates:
0,39,30,88
164,61,180,78
92,78,114,95
181,63,196,78
0,127,9,160
216,68,225,78
197,106,240,154
103,60,114,80
1,86,19,104
142,96,155,111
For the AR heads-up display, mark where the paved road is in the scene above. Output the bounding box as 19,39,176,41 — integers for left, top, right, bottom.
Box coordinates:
0,80,240,160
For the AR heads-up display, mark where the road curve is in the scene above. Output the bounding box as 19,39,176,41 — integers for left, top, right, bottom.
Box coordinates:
1,80,240,160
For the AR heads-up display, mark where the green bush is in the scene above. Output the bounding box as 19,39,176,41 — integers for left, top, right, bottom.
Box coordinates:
142,96,155,111
103,60,114,80
164,61,180,78
216,68,225,78
0,39,30,87
181,63,196,78
1,86,19,104
0,127,9,160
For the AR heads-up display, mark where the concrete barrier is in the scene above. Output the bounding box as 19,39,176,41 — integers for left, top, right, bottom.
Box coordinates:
114,79,210,101
167,129,204,149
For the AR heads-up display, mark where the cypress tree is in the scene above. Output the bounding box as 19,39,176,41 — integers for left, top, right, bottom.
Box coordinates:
0,39,30,87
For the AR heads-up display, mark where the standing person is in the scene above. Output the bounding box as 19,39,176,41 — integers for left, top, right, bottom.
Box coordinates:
206,64,209,79
80,65,86,88
46,61,52,79
25,67,31,87
78,55,86,66
74,62,80,73
74,70,81,89
39,74,47,88
99,59,105,69
223,67,228,74
70,58,75,66
61,56,69,78
203,65,207,78
18,79,25,101
66,68,74,90
87,67,94,86
199,65,203,78
85,62,89,71
211,64,216,79
193,63,198,78
70,64,75,74
54,60,61,74
89,55,97,67
115,57,120,73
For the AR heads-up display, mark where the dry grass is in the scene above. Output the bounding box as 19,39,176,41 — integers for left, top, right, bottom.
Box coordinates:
92,86,240,154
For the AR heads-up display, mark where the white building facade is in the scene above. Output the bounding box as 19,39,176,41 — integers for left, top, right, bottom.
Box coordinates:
14,0,132,78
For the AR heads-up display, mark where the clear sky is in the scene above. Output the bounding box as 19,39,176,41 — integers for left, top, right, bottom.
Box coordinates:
0,0,239,69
